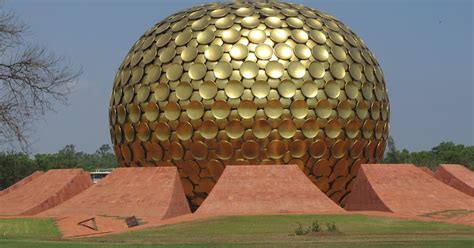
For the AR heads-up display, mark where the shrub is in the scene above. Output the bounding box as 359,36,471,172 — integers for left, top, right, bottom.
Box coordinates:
294,223,309,235
326,222,338,232
310,220,321,232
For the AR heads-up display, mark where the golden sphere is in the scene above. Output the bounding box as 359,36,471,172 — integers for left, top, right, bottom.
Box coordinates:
109,1,390,210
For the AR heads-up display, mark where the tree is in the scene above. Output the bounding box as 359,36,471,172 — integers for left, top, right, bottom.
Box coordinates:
383,136,399,163
0,6,81,151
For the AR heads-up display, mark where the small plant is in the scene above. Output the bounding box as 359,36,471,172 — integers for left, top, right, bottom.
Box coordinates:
326,222,338,232
294,223,309,235
310,220,321,232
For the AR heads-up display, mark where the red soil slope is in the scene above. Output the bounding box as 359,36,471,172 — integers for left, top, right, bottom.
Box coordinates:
196,165,344,215
344,164,473,216
40,167,191,222
418,167,435,177
0,171,44,197
434,164,474,197
0,169,92,216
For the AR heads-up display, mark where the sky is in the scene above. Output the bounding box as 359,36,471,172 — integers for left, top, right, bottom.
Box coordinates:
5,0,473,154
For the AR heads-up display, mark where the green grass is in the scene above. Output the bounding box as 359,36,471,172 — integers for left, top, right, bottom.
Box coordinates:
0,218,59,239
0,215,473,248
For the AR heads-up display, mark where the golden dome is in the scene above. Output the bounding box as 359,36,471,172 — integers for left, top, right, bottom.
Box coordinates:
109,1,390,210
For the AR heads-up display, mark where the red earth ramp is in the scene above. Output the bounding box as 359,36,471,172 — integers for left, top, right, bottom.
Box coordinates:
0,169,92,216
344,164,473,216
434,164,473,197
196,165,345,215
39,167,191,223
0,171,44,197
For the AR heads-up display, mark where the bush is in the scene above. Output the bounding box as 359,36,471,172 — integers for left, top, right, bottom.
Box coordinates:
326,222,338,232
310,220,321,232
294,223,309,235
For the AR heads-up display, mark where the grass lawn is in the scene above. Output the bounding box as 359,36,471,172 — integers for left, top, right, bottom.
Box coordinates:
0,215,472,247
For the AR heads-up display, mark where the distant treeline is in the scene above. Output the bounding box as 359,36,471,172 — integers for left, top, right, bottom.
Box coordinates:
0,144,117,190
0,140,472,191
383,138,473,171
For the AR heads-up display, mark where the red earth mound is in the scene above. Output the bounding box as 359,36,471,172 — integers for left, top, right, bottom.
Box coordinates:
418,167,435,177
0,169,92,216
344,164,473,216
196,165,345,215
0,171,44,197
40,167,191,223
434,164,474,197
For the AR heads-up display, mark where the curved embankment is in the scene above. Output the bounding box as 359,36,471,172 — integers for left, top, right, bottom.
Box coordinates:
0,171,44,197
344,164,473,216
434,164,473,197
0,169,92,216
197,165,345,215
40,167,191,222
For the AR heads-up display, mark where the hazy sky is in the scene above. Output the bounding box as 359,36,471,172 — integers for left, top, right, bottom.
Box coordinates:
6,0,473,154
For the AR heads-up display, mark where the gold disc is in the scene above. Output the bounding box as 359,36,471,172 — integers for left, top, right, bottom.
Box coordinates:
199,81,217,99
216,141,234,160
325,80,341,99
288,61,306,79
154,122,170,141
169,142,184,160
316,99,332,119
255,44,273,60
267,140,285,159
301,80,319,98
310,139,327,158
264,100,283,118
265,61,284,78
248,29,266,43
337,100,352,119
224,80,244,98
330,62,346,80
302,118,320,138
230,44,249,60
164,102,181,121
176,82,193,100
241,140,260,159
204,45,223,61
166,63,183,81
154,83,170,101
226,119,245,139
190,141,208,160
278,79,296,98
278,118,296,138
222,28,241,43
186,101,204,120
290,139,307,158
346,119,360,138
251,80,270,98
177,121,193,140
275,43,293,59
214,61,233,79
238,100,257,119
200,120,218,139
325,119,342,138
137,123,150,142
309,62,325,79
128,104,141,123
240,61,259,79
188,63,207,80
253,119,272,139
290,100,308,119
212,100,231,119
332,140,347,159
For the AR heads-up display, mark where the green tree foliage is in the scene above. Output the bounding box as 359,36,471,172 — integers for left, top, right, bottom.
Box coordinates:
383,138,473,171
0,144,117,190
